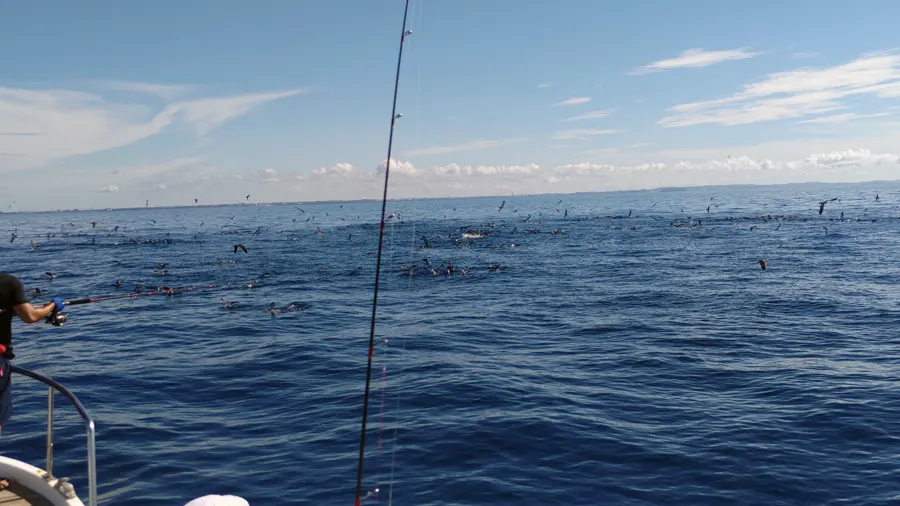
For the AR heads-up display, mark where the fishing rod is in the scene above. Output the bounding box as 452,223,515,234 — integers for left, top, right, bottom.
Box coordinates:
354,0,412,504
2,279,262,326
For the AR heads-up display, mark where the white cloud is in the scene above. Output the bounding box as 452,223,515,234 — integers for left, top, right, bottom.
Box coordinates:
660,50,900,127
258,168,280,182
376,158,418,175
433,163,540,177
97,184,120,193
552,97,591,107
312,162,355,177
0,86,304,170
98,80,193,100
804,148,900,167
537,83,554,88
552,129,620,140
554,149,900,177
563,109,613,122
798,112,890,124
406,137,527,156
631,48,760,74
154,184,167,190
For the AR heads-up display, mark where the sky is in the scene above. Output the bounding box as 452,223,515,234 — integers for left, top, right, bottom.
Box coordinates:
3,0,900,211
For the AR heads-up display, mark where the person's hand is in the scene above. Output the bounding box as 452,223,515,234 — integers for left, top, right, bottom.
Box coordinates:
52,297,64,312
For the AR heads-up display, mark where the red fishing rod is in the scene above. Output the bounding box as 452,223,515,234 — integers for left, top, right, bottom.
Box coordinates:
22,279,263,326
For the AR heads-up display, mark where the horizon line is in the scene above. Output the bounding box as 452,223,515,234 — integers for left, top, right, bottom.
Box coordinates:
5,178,899,214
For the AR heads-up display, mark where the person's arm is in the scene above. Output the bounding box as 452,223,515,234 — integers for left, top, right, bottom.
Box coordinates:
9,277,58,324
13,302,58,324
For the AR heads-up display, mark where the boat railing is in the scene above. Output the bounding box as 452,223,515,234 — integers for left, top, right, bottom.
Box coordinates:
10,365,97,506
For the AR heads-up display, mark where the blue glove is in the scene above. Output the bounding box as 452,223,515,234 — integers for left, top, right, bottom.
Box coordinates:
52,297,64,312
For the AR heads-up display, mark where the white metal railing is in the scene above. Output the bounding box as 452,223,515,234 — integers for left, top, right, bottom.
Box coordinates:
11,365,97,506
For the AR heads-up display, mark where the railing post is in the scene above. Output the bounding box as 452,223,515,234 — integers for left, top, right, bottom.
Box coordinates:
12,365,97,506
86,420,97,506
46,386,54,477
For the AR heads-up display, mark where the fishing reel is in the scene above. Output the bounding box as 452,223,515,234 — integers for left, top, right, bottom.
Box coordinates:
45,311,67,327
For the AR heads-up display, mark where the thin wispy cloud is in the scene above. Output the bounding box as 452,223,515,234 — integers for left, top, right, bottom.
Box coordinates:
99,80,193,100
798,112,889,124
107,157,204,181
97,184,120,193
537,82,554,88
406,137,528,156
631,48,760,75
552,129,620,140
791,51,819,59
659,50,900,127
563,109,613,122
552,97,591,107
173,89,306,135
0,86,304,170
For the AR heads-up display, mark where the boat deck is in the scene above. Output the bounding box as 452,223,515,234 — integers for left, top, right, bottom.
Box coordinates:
0,482,54,506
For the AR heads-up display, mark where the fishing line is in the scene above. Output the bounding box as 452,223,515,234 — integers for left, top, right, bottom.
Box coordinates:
385,216,418,506
354,0,413,503
2,278,262,325
371,218,398,504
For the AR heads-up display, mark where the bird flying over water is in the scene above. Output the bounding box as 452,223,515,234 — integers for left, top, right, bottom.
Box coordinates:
498,200,505,212
246,195,251,201
233,244,248,254
759,259,768,270
818,198,838,215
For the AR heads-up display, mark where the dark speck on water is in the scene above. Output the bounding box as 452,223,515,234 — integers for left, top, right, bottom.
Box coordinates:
2,181,899,505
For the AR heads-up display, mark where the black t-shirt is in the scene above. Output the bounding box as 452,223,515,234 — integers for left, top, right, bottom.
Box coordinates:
0,273,27,357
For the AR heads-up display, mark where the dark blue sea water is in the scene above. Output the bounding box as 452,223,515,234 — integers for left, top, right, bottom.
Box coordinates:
2,181,899,505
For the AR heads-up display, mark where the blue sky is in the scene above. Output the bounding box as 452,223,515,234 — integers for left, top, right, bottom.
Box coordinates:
3,0,900,211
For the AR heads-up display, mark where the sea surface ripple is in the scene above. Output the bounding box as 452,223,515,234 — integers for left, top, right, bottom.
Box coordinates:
2,182,899,505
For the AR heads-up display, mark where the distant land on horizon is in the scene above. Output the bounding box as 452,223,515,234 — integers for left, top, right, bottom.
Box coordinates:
2,179,897,215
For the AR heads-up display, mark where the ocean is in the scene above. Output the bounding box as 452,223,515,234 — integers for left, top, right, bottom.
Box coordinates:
2,181,899,505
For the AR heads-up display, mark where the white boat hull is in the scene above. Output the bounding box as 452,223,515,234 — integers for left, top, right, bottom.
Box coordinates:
0,456,85,505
